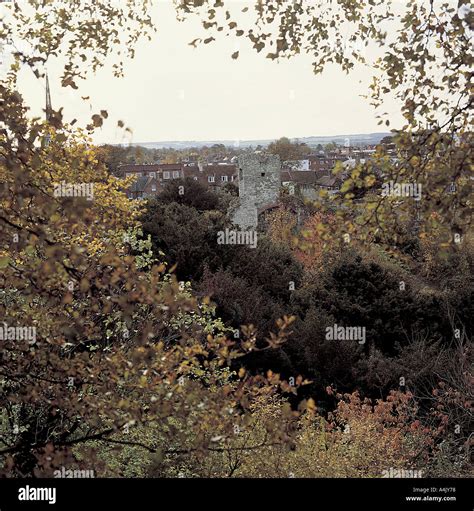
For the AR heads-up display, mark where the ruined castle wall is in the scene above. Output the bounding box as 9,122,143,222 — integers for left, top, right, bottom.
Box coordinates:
231,153,281,229
232,197,258,229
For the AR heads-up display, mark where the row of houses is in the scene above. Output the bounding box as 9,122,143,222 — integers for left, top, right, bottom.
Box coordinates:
121,163,238,199
119,155,356,199
281,170,341,199
284,147,381,173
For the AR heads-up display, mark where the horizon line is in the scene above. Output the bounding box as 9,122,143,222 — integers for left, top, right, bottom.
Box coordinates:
103,130,393,147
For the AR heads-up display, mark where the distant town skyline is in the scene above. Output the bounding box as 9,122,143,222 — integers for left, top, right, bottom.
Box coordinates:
15,1,404,145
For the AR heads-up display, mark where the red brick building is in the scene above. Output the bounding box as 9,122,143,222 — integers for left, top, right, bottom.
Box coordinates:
120,163,238,199
308,153,340,175
182,164,238,188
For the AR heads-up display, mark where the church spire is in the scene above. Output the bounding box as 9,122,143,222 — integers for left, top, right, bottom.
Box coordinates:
45,73,52,122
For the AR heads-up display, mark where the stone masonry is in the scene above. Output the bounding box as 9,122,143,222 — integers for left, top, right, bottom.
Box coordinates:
231,153,281,229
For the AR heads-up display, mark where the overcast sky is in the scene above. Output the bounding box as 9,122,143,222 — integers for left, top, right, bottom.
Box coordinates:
14,0,405,145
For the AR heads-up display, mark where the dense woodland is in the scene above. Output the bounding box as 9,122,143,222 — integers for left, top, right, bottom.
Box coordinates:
137,175,473,476
0,0,472,478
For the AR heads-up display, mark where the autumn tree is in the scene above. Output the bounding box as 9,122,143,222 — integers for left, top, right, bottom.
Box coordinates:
265,206,297,249
267,137,310,162
0,0,300,477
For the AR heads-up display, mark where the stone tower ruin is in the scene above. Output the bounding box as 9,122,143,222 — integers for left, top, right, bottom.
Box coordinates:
232,153,281,229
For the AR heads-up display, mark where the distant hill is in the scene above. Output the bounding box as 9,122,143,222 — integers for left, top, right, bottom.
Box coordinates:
294,132,391,147
120,132,391,150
